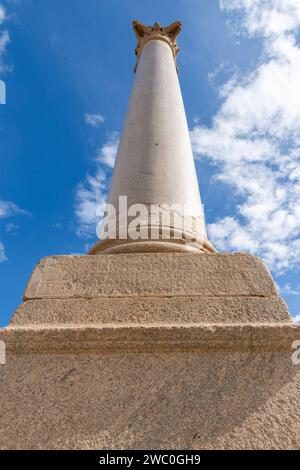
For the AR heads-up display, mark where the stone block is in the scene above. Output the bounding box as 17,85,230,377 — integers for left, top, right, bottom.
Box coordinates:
0,253,299,449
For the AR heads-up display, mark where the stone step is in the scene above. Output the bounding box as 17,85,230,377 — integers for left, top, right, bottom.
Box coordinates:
1,322,298,354
23,253,277,300
12,296,290,326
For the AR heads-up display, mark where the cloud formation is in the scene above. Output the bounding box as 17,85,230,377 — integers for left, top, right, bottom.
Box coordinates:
75,133,119,237
0,3,9,73
95,131,119,168
0,200,31,262
191,0,300,273
84,113,105,127
75,171,107,237
294,314,300,324
0,200,30,219
0,4,6,24
0,241,6,262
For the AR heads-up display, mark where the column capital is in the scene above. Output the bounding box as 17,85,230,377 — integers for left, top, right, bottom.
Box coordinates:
132,20,182,72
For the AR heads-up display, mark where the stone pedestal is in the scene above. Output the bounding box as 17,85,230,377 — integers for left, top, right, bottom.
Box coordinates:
0,253,299,449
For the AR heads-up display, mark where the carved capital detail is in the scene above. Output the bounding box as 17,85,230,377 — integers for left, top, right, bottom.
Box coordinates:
132,20,182,72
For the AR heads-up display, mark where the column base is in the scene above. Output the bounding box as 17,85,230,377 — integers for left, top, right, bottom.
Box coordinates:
88,238,216,255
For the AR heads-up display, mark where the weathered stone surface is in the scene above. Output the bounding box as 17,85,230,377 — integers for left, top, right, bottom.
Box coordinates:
23,253,277,300
12,296,290,326
0,323,299,354
0,350,299,449
1,252,299,449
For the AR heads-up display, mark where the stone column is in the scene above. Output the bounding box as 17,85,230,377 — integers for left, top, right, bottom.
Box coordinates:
1,20,298,451
89,21,215,254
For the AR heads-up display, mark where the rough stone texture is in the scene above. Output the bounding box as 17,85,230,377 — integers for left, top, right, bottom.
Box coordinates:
1,323,299,354
23,253,277,300
0,253,299,449
0,351,299,449
12,296,290,326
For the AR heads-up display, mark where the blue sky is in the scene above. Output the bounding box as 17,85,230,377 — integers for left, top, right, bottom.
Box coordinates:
0,0,300,326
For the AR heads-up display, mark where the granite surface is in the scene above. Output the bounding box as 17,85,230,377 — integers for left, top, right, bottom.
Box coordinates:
0,253,299,449
23,253,277,300
0,351,299,449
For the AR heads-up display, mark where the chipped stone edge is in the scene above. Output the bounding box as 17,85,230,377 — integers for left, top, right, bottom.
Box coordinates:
0,323,299,354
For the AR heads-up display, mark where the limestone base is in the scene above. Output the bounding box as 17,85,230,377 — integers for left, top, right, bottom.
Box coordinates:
0,253,299,449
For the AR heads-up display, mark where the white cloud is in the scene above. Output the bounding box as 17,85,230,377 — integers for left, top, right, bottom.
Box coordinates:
220,0,300,37
0,200,30,219
208,216,259,252
0,2,9,72
0,29,9,56
74,170,107,237
0,200,31,263
96,132,119,168
74,132,119,238
85,113,105,127
191,1,300,273
281,283,299,296
0,241,7,262
5,222,19,234
0,4,6,25
294,314,300,323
